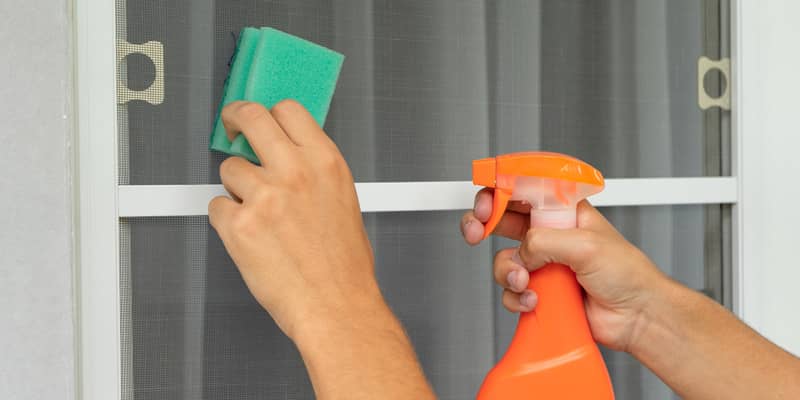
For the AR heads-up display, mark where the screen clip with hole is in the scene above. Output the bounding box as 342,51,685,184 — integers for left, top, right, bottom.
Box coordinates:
117,40,164,105
698,56,731,110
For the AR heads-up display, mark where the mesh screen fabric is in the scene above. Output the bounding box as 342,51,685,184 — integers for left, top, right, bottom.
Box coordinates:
117,0,724,185
120,206,718,399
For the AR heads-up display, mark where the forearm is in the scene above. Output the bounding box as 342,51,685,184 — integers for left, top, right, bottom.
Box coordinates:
631,278,800,399
293,296,436,400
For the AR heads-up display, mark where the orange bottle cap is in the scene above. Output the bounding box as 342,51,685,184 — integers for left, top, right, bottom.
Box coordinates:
473,152,604,189
472,152,604,239
472,158,496,188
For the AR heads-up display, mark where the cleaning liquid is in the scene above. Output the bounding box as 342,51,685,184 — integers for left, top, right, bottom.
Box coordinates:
473,152,614,400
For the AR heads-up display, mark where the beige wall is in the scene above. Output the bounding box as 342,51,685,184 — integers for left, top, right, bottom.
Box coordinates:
0,0,75,398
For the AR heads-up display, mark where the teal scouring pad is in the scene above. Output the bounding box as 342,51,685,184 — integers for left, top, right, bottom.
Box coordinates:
210,27,345,163
209,27,261,154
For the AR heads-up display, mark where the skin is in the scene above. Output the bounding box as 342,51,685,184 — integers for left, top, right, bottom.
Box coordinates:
208,100,435,400
211,100,800,399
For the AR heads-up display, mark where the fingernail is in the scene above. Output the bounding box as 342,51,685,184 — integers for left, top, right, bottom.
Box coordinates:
511,251,524,267
506,270,518,288
520,291,537,309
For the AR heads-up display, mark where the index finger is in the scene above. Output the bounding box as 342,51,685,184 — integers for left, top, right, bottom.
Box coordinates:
474,188,531,223
221,101,294,162
461,209,529,245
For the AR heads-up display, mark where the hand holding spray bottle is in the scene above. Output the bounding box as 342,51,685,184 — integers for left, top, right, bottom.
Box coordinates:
473,152,614,399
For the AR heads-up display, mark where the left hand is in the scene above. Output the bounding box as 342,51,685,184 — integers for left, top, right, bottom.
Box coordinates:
461,190,667,352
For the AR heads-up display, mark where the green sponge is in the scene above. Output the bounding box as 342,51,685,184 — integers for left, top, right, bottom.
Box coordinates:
210,27,345,163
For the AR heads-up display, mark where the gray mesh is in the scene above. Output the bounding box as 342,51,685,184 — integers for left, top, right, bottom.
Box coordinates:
120,206,722,399
120,221,133,400
116,0,729,184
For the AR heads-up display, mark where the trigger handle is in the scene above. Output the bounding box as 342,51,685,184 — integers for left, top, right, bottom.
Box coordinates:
482,189,512,240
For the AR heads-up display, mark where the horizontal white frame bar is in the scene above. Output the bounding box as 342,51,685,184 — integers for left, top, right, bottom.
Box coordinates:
119,177,737,217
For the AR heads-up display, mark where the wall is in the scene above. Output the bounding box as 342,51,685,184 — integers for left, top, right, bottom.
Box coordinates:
738,0,800,355
0,0,75,398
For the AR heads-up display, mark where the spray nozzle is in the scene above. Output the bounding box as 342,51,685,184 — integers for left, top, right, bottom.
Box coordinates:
472,152,605,238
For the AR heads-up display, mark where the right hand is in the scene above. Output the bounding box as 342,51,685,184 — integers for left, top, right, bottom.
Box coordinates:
208,100,386,343
461,190,670,353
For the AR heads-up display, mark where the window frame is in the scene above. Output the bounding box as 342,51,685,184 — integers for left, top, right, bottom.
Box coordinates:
74,0,753,398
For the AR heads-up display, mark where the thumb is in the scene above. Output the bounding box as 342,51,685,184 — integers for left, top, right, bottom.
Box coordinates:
517,227,601,274
577,200,619,236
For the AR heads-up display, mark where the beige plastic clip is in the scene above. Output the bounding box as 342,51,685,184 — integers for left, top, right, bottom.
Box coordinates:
698,56,731,110
117,40,164,105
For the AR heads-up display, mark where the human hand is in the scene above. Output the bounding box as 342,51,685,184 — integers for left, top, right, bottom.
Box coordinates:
208,100,386,342
461,190,669,352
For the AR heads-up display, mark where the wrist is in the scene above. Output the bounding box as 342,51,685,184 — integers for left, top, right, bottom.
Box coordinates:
291,288,401,352
290,286,435,399
626,275,682,357
627,276,700,364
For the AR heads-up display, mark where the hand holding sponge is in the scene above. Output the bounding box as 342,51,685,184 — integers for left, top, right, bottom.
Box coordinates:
210,27,345,163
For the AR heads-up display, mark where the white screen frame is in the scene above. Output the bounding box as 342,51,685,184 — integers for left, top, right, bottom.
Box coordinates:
74,0,764,398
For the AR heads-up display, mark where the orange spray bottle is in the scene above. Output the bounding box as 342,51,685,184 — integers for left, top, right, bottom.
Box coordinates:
473,152,614,399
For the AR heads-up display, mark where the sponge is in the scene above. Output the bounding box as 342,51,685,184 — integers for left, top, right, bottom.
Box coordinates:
210,27,345,163
209,27,261,155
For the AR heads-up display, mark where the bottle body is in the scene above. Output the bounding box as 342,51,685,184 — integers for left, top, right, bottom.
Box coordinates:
477,263,613,399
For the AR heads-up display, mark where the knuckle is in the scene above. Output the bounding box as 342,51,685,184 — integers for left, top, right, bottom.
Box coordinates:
501,290,516,309
493,249,507,266
251,185,275,204
493,249,501,263
271,99,302,116
230,210,254,236
460,212,471,227
249,186,290,218
220,102,238,120
207,198,222,221
208,195,225,211
493,256,504,278
219,157,237,177
279,165,311,189
208,197,234,234
318,150,344,172
237,102,268,121
493,249,515,280
493,269,506,286
523,228,542,252
572,231,600,261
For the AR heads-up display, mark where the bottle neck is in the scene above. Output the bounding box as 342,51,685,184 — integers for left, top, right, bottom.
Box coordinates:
530,208,577,229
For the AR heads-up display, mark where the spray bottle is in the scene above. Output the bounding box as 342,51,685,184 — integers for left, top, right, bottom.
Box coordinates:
472,151,614,399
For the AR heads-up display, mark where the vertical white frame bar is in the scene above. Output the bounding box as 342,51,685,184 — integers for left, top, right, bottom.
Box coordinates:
75,0,121,398
730,0,744,319
730,0,748,326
